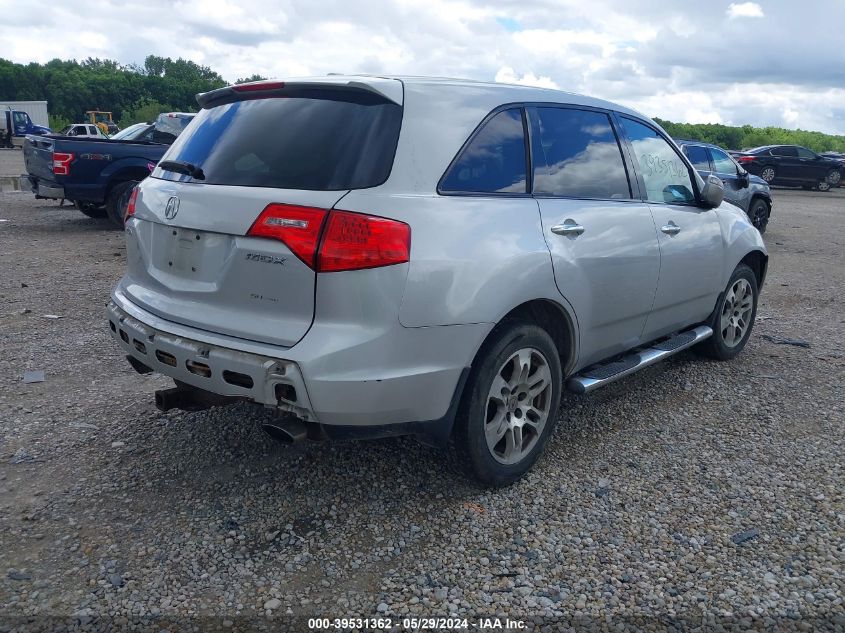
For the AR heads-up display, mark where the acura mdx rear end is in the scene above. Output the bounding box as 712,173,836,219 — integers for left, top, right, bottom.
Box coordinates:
109,76,493,446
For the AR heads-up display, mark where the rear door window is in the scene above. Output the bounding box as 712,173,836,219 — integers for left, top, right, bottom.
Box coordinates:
532,107,631,199
440,108,528,194
683,145,712,171
156,93,401,190
772,146,798,157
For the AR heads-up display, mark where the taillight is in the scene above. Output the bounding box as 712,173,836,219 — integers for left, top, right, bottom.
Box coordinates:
247,204,328,268
52,152,74,175
317,211,411,272
125,186,139,221
737,156,756,164
247,205,411,272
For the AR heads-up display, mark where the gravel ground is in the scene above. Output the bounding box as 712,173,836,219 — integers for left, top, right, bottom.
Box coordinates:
0,181,843,631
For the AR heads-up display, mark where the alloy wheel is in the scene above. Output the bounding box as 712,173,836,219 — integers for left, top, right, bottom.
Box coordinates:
720,279,754,348
828,170,842,186
484,348,552,465
761,167,775,183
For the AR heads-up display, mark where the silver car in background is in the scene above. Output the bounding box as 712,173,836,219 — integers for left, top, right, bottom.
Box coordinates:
108,76,767,486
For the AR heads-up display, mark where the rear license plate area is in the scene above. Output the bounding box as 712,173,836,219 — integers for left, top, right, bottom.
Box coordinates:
164,227,204,273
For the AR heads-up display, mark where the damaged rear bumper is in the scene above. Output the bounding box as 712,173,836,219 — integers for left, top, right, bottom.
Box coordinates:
107,300,316,422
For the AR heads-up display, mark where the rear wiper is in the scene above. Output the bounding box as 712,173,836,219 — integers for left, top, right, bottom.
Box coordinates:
158,160,205,180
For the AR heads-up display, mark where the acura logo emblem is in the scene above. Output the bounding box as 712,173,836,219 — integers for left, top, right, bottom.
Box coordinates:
164,196,180,220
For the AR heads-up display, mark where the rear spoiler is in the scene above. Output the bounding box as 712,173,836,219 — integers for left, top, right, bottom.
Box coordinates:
196,77,404,109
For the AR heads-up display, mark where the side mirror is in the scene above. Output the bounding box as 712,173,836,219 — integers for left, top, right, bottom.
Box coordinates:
700,174,725,208
663,184,695,203
737,170,749,188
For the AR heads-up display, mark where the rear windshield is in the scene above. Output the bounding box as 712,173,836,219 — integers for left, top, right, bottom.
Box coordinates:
153,91,403,190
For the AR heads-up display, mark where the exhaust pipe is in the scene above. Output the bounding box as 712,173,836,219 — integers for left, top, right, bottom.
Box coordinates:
262,417,308,445
155,385,236,412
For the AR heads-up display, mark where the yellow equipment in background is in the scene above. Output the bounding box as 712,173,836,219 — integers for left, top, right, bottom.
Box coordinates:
85,111,119,135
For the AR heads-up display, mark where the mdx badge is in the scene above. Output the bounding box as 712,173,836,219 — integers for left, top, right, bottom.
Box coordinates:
164,196,180,220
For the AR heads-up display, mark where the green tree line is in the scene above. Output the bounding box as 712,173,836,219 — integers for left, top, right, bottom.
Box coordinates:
1,56,843,151
0,56,265,130
654,118,845,153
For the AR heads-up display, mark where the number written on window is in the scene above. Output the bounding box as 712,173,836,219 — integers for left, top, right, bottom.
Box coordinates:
620,118,695,204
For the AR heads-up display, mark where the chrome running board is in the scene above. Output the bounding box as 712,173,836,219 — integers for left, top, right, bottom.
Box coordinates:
567,325,713,394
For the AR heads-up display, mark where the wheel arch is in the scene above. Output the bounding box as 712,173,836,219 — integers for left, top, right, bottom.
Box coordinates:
104,166,150,196
477,299,578,378
749,193,772,216
704,249,767,334
740,249,768,290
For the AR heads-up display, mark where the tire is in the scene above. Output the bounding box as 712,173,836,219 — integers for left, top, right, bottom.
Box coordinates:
759,166,776,184
817,180,831,192
696,264,758,361
747,198,769,234
106,180,138,226
74,201,107,219
452,322,562,487
826,169,841,187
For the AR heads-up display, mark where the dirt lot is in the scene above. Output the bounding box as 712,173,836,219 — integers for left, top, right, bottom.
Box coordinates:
0,154,843,630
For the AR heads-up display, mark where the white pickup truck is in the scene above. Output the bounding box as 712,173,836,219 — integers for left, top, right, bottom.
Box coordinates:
59,124,109,139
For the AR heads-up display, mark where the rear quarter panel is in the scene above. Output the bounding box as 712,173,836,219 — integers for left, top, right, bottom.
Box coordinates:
338,191,568,329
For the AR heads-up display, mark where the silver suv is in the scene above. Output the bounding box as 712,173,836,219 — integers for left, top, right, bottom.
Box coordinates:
108,76,767,486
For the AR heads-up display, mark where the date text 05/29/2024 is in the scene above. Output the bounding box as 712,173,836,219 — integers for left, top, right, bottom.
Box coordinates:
307,617,526,630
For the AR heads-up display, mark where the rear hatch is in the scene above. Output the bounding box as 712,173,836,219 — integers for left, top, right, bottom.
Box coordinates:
122,80,403,348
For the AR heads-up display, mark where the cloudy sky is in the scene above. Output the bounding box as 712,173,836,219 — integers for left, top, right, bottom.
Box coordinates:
2,0,845,133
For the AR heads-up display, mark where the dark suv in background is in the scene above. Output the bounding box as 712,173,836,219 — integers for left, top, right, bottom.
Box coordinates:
731,145,842,191
677,140,773,233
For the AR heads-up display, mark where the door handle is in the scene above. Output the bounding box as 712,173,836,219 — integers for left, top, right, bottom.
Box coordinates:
551,221,585,237
661,222,681,236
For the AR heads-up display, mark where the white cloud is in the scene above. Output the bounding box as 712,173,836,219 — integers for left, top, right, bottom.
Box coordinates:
1,0,844,134
495,67,559,89
727,2,764,18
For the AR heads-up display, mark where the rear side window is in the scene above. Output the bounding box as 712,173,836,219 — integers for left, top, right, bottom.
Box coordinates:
683,145,711,171
772,146,797,157
156,93,400,190
532,107,630,199
440,109,528,194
